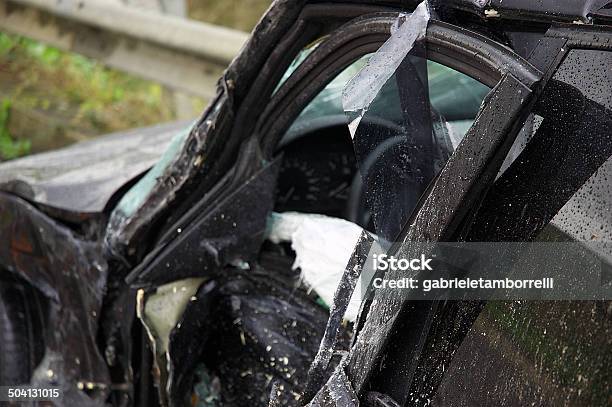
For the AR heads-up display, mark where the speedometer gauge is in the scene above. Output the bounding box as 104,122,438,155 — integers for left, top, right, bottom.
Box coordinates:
275,135,356,217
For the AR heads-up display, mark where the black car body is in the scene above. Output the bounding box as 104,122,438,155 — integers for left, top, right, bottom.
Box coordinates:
0,1,611,406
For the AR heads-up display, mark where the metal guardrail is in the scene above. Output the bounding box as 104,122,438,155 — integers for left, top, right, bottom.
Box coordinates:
0,0,250,98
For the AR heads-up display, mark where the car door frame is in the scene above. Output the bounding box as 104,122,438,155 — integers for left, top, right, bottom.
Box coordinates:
254,16,539,153
251,12,580,406
343,25,612,407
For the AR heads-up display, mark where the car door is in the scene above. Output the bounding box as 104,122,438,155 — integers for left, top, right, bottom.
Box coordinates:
113,5,609,407
252,10,547,406
425,28,612,407
330,24,611,407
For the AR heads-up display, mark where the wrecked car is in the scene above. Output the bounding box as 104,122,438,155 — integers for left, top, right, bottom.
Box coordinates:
0,0,611,406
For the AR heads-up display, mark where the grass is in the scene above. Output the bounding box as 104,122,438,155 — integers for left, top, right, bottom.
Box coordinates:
0,99,30,160
0,32,179,157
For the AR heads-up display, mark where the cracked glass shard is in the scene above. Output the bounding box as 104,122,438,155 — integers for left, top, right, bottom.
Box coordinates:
342,1,448,242
342,1,430,138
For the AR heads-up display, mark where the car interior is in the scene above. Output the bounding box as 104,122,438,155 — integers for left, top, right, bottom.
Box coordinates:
274,54,490,228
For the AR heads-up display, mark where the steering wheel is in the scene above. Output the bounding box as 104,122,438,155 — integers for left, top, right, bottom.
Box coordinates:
345,116,451,240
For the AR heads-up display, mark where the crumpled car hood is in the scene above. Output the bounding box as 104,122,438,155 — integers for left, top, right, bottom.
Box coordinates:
0,120,191,216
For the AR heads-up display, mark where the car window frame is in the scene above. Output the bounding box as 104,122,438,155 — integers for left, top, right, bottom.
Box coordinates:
255,16,539,156
399,31,612,407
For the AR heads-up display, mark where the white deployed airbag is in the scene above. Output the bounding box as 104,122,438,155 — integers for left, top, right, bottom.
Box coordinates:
266,211,371,322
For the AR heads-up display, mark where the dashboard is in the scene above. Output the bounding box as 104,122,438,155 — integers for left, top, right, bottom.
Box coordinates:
274,126,357,219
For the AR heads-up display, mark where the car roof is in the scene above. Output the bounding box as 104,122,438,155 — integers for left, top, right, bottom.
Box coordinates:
332,0,612,24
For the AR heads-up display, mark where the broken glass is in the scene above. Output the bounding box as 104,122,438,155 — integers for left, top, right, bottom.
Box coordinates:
341,2,488,241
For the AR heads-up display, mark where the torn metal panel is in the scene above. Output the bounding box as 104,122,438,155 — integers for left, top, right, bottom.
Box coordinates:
0,120,188,217
0,192,110,405
125,138,280,287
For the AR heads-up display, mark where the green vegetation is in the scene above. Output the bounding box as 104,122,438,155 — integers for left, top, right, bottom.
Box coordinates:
0,1,272,159
0,99,30,160
0,32,179,156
